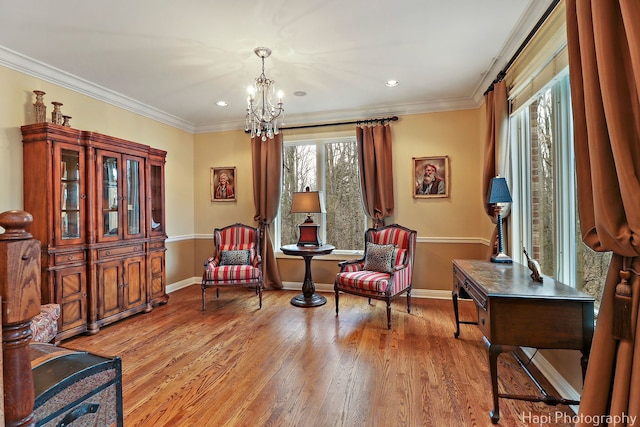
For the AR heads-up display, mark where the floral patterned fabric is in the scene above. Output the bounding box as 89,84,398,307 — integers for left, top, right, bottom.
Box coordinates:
30,304,60,343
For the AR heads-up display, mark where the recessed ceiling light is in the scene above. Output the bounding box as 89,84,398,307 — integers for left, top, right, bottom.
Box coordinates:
386,80,399,87
293,91,307,97
216,101,228,107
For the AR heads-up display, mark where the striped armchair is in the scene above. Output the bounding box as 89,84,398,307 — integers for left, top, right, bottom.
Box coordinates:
202,223,264,310
334,224,417,329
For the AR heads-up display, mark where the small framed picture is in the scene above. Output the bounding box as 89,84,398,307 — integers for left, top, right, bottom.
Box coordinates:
211,167,236,202
413,156,450,198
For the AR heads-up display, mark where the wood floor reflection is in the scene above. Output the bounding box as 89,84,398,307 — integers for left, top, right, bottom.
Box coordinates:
64,285,576,427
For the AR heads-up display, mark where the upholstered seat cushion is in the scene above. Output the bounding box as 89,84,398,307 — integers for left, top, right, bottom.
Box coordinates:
335,270,391,293
30,303,60,343
204,265,261,282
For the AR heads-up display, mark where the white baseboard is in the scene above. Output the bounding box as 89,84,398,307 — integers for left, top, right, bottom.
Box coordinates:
167,277,200,293
521,348,581,413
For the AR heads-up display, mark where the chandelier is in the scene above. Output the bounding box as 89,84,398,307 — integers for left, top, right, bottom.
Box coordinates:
245,47,284,141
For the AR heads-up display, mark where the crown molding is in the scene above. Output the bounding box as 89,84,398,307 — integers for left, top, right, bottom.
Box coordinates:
471,0,559,105
0,45,196,133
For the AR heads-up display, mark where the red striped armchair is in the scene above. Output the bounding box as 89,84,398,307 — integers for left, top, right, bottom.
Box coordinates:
334,224,417,329
202,223,264,310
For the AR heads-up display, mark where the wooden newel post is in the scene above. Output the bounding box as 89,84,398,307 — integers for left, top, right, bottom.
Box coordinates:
0,210,41,427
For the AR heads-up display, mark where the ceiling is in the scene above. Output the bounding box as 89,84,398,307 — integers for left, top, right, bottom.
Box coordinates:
0,0,555,133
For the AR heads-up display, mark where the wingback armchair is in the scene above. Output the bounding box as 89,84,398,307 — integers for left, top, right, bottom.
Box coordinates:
202,223,264,310
334,223,417,329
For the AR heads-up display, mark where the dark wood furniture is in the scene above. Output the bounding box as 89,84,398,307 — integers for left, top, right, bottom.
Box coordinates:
21,123,168,341
334,224,417,329
0,210,41,427
452,259,594,424
281,244,334,307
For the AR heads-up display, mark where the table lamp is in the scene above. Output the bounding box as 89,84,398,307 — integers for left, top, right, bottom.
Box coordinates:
488,176,513,263
290,187,325,246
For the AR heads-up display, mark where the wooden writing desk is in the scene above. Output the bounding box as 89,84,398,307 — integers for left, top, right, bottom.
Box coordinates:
452,259,594,423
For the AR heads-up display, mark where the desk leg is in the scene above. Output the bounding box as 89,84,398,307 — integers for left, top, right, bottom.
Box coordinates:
291,255,327,307
452,292,461,338
487,341,503,424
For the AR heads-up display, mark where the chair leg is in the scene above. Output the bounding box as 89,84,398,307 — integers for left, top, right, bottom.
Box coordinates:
202,287,206,311
407,288,412,313
216,287,219,299
386,299,392,330
335,289,340,315
258,285,263,309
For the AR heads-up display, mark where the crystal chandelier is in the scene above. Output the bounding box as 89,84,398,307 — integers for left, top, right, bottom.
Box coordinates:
245,47,284,141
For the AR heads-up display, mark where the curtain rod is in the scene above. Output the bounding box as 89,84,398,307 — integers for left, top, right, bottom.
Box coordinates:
484,0,561,95
280,115,399,131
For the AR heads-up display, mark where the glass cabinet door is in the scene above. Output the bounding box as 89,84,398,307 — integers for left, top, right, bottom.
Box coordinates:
101,155,119,239
150,162,164,234
56,145,84,244
125,156,143,237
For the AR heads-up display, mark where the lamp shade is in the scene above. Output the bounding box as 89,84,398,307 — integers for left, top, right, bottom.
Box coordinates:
290,190,326,214
488,177,512,204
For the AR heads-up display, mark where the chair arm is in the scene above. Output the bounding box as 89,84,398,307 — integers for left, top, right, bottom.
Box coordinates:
338,258,365,272
391,264,408,273
204,256,218,270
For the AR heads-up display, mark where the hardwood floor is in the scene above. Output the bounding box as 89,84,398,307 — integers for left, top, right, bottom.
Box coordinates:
63,285,576,426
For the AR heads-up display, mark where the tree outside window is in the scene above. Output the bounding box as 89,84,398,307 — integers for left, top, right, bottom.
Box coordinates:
278,138,365,251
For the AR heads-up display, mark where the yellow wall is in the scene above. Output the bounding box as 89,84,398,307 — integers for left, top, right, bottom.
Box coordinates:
0,65,195,285
1,63,495,293
192,109,494,292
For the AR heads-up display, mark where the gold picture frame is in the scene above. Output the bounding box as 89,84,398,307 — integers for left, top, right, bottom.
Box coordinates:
211,167,237,202
413,156,450,198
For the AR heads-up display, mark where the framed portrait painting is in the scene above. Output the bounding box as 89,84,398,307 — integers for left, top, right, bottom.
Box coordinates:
413,156,449,198
211,167,237,202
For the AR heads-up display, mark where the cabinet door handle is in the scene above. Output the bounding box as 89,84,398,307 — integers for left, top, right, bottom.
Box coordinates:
80,194,87,199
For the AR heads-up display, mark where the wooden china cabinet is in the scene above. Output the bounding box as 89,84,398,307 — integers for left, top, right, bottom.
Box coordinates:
22,122,168,341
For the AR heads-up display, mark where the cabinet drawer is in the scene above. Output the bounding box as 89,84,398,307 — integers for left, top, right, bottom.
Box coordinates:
53,250,86,266
97,244,144,259
148,240,165,250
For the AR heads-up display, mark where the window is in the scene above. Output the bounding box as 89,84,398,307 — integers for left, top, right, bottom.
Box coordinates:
510,70,609,311
277,137,366,252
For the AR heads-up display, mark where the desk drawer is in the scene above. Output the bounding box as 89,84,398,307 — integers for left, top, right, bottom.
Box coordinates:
454,266,487,309
477,306,491,339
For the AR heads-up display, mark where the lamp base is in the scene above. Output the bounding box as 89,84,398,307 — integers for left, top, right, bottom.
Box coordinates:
491,252,513,263
297,222,321,246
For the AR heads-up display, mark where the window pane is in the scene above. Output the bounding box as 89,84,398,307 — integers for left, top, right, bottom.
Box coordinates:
324,141,364,250
530,91,556,276
278,138,365,251
280,144,317,246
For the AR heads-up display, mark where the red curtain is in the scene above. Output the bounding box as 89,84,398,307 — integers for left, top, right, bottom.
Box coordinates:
356,124,394,228
482,81,508,259
566,0,640,424
251,134,283,289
